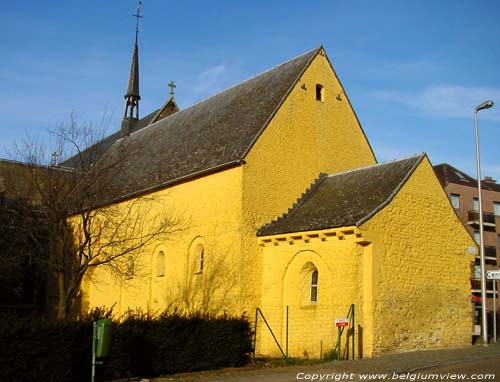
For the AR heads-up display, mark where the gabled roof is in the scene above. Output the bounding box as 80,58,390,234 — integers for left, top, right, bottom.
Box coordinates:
433,163,500,192
149,97,180,125
93,47,322,203
61,111,157,170
0,158,77,204
258,154,425,236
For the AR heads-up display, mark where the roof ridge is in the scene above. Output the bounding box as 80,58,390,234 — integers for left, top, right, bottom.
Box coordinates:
132,47,322,137
356,154,426,226
0,157,78,173
240,46,322,159
327,153,425,179
257,154,428,237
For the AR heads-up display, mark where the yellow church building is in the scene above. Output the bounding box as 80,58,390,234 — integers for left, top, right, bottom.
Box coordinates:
78,45,475,358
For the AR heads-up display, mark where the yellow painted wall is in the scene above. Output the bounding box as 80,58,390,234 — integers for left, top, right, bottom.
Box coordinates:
258,229,366,358
361,158,475,355
81,48,473,360
241,48,377,313
244,49,376,229
257,158,475,358
84,48,378,323
83,166,244,317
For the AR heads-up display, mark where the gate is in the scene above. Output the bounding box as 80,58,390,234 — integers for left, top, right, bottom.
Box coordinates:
253,306,289,359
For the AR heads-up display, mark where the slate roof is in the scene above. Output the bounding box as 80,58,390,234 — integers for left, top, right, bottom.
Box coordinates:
93,47,322,202
61,107,160,170
258,154,425,236
433,163,500,192
0,158,77,203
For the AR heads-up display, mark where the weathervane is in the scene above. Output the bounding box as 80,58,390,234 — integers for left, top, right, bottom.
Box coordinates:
133,1,143,44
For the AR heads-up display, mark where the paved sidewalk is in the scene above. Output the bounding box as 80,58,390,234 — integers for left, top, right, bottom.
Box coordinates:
152,343,500,382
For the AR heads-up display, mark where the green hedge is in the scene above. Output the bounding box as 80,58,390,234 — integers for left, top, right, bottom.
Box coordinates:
0,311,252,382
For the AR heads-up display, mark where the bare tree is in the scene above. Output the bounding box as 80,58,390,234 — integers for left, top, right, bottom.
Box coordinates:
177,245,239,316
4,114,182,319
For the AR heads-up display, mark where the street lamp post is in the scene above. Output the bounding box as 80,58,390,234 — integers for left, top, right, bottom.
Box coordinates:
474,99,494,347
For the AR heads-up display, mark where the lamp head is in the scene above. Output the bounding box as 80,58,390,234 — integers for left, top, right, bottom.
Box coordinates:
475,100,494,112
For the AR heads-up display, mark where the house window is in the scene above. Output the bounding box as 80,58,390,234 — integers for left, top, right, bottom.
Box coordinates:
310,269,319,303
473,197,479,211
125,256,134,279
474,231,480,245
494,201,500,216
450,194,460,209
474,265,481,280
156,251,165,277
316,84,324,102
497,234,500,248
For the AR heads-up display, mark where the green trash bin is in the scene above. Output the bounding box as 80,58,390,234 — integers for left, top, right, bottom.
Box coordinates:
95,319,113,358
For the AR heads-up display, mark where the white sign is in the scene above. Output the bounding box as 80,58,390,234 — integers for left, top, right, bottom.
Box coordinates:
486,270,500,280
335,318,349,327
473,324,481,336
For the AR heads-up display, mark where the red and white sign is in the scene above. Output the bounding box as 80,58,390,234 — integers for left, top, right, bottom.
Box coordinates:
335,318,349,327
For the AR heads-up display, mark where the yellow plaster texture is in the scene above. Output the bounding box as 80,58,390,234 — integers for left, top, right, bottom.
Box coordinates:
361,158,475,355
256,158,475,358
241,50,376,313
258,229,365,358
80,48,474,360
83,166,244,316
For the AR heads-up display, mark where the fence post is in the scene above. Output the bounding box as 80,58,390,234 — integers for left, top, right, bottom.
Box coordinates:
255,307,287,359
337,326,342,360
286,305,289,359
352,305,355,360
253,308,258,360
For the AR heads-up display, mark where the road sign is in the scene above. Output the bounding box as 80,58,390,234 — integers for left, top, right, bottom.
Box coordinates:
335,318,349,327
486,269,500,280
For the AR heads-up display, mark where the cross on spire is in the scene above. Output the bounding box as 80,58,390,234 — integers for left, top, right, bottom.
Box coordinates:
168,81,176,97
133,1,143,45
122,1,143,130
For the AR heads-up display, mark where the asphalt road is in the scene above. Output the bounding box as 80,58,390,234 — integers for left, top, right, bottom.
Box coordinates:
154,349,500,382
411,357,500,378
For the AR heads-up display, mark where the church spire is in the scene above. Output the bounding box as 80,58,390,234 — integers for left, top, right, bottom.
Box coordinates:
122,2,143,135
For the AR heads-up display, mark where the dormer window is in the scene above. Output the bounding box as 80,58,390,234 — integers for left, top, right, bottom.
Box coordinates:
316,84,324,102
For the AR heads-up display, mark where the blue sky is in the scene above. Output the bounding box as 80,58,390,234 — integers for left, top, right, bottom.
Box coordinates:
1,1,499,180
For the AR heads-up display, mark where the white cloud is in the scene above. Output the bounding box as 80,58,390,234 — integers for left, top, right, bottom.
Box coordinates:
373,85,500,121
193,64,227,96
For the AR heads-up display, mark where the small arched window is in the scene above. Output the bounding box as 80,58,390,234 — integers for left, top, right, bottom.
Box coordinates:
125,256,135,279
156,251,165,277
310,269,319,303
195,244,205,274
316,84,324,102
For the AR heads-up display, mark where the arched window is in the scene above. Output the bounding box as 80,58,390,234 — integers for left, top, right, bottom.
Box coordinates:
300,262,319,305
310,269,319,303
125,256,134,279
195,244,204,274
156,251,165,277
316,84,324,102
